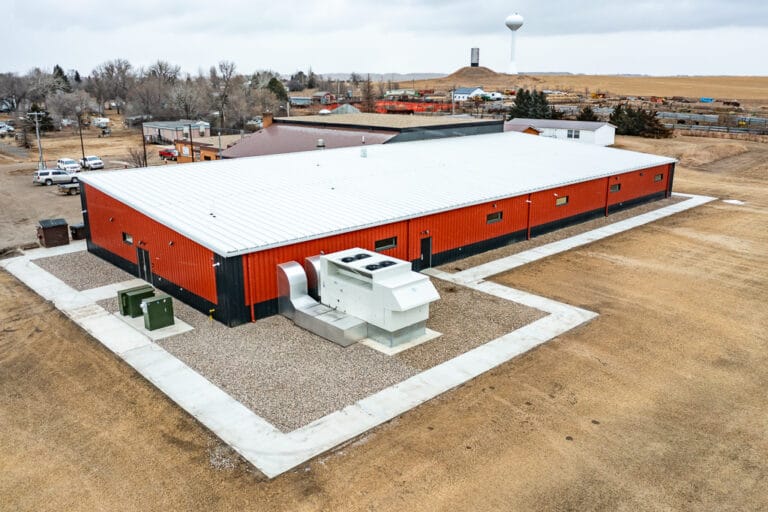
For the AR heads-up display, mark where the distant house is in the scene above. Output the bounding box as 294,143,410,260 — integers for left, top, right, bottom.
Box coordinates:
506,118,616,146
503,122,542,136
142,120,210,144
289,97,312,107
451,87,485,102
312,91,336,105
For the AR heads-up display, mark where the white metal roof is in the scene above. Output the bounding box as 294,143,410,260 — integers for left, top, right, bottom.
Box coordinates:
79,132,675,257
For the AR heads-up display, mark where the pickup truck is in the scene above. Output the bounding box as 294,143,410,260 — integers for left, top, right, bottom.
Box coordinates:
158,147,178,160
80,155,104,170
58,183,81,195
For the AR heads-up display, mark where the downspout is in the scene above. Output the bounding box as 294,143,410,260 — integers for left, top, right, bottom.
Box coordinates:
525,193,533,240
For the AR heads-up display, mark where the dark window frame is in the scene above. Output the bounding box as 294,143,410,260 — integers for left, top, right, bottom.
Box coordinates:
374,236,397,252
555,195,569,207
486,211,503,224
610,183,621,193
654,173,664,182
122,232,133,245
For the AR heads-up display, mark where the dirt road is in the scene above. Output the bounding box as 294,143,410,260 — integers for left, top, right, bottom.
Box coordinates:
1,136,766,510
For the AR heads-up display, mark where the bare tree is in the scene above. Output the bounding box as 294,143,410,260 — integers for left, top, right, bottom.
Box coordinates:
209,60,239,129
47,90,97,123
0,72,29,112
147,60,180,85
97,59,133,113
172,77,206,119
127,147,147,167
360,74,376,113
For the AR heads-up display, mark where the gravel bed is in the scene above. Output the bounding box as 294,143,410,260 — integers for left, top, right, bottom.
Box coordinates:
34,250,134,290
98,276,545,432
99,296,419,432
396,279,546,370
438,196,687,272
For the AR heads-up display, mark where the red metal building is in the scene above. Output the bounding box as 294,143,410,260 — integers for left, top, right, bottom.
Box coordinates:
79,132,675,326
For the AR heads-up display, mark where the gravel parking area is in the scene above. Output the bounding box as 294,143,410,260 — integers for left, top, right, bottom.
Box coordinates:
97,275,544,432
34,250,134,290
439,196,687,272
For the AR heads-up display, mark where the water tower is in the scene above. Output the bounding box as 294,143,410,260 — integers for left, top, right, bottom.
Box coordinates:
505,12,524,75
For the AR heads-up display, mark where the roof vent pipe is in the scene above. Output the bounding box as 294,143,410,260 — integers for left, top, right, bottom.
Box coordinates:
316,138,325,149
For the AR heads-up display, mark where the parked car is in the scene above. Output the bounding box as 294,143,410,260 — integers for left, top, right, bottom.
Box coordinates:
56,158,81,172
79,155,104,170
158,147,178,160
33,169,78,186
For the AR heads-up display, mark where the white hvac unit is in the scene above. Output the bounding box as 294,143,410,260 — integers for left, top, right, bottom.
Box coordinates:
320,248,440,347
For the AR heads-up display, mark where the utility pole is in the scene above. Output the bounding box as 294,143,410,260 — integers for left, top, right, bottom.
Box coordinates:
76,106,86,164
28,112,45,169
141,130,148,167
188,123,195,163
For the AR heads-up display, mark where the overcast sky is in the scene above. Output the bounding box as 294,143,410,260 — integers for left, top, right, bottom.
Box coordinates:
7,0,768,76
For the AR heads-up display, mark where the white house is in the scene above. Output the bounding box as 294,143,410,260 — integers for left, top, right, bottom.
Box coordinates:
451,87,486,102
506,118,616,146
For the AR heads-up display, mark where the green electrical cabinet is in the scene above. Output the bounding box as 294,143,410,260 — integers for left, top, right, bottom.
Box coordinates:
119,286,155,317
142,294,175,331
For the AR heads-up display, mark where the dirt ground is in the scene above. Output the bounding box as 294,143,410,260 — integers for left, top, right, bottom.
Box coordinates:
1,135,767,510
0,114,173,251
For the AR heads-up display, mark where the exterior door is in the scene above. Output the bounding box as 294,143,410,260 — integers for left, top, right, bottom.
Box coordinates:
137,247,152,284
419,237,433,270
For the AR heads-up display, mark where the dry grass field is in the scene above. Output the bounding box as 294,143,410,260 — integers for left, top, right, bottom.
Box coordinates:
410,66,768,105
1,134,766,511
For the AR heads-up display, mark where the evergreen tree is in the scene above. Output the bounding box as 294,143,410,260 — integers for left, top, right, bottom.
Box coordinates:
509,89,555,119
267,77,288,103
577,105,598,121
73,70,81,84
609,103,670,138
53,64,72,92
307,69,318,89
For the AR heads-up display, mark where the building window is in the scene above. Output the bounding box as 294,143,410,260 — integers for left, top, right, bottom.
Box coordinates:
486,211,503,224
122,232,133,245
610,183,621,192
654,173,664,182
375,236,397,251
555,195,569,207
567,129,580,139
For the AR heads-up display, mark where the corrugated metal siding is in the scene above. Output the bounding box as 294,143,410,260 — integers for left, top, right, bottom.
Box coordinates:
406,197,528,260
86,185,218,304
607,164,671,205
530,180,606,226
243,222,409,304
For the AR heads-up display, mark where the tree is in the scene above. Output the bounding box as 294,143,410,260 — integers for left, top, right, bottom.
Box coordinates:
53,65,72,93
209,60,239,130
508,88,555,120
577,105,598,121
47,90,97,123
267,77,288,103
171,77,206,120
73,70,82,84
609,104,671,138
0,72,29,113
349,72,362,86
360,74,376,113
287,70,307,92
127,147,147,168
307,69,318,89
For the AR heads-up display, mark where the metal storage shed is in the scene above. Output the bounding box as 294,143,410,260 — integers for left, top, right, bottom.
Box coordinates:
78,132,676,326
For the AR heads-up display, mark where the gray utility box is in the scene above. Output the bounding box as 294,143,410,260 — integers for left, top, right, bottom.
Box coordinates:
141,294,174,331
121,286,155,318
